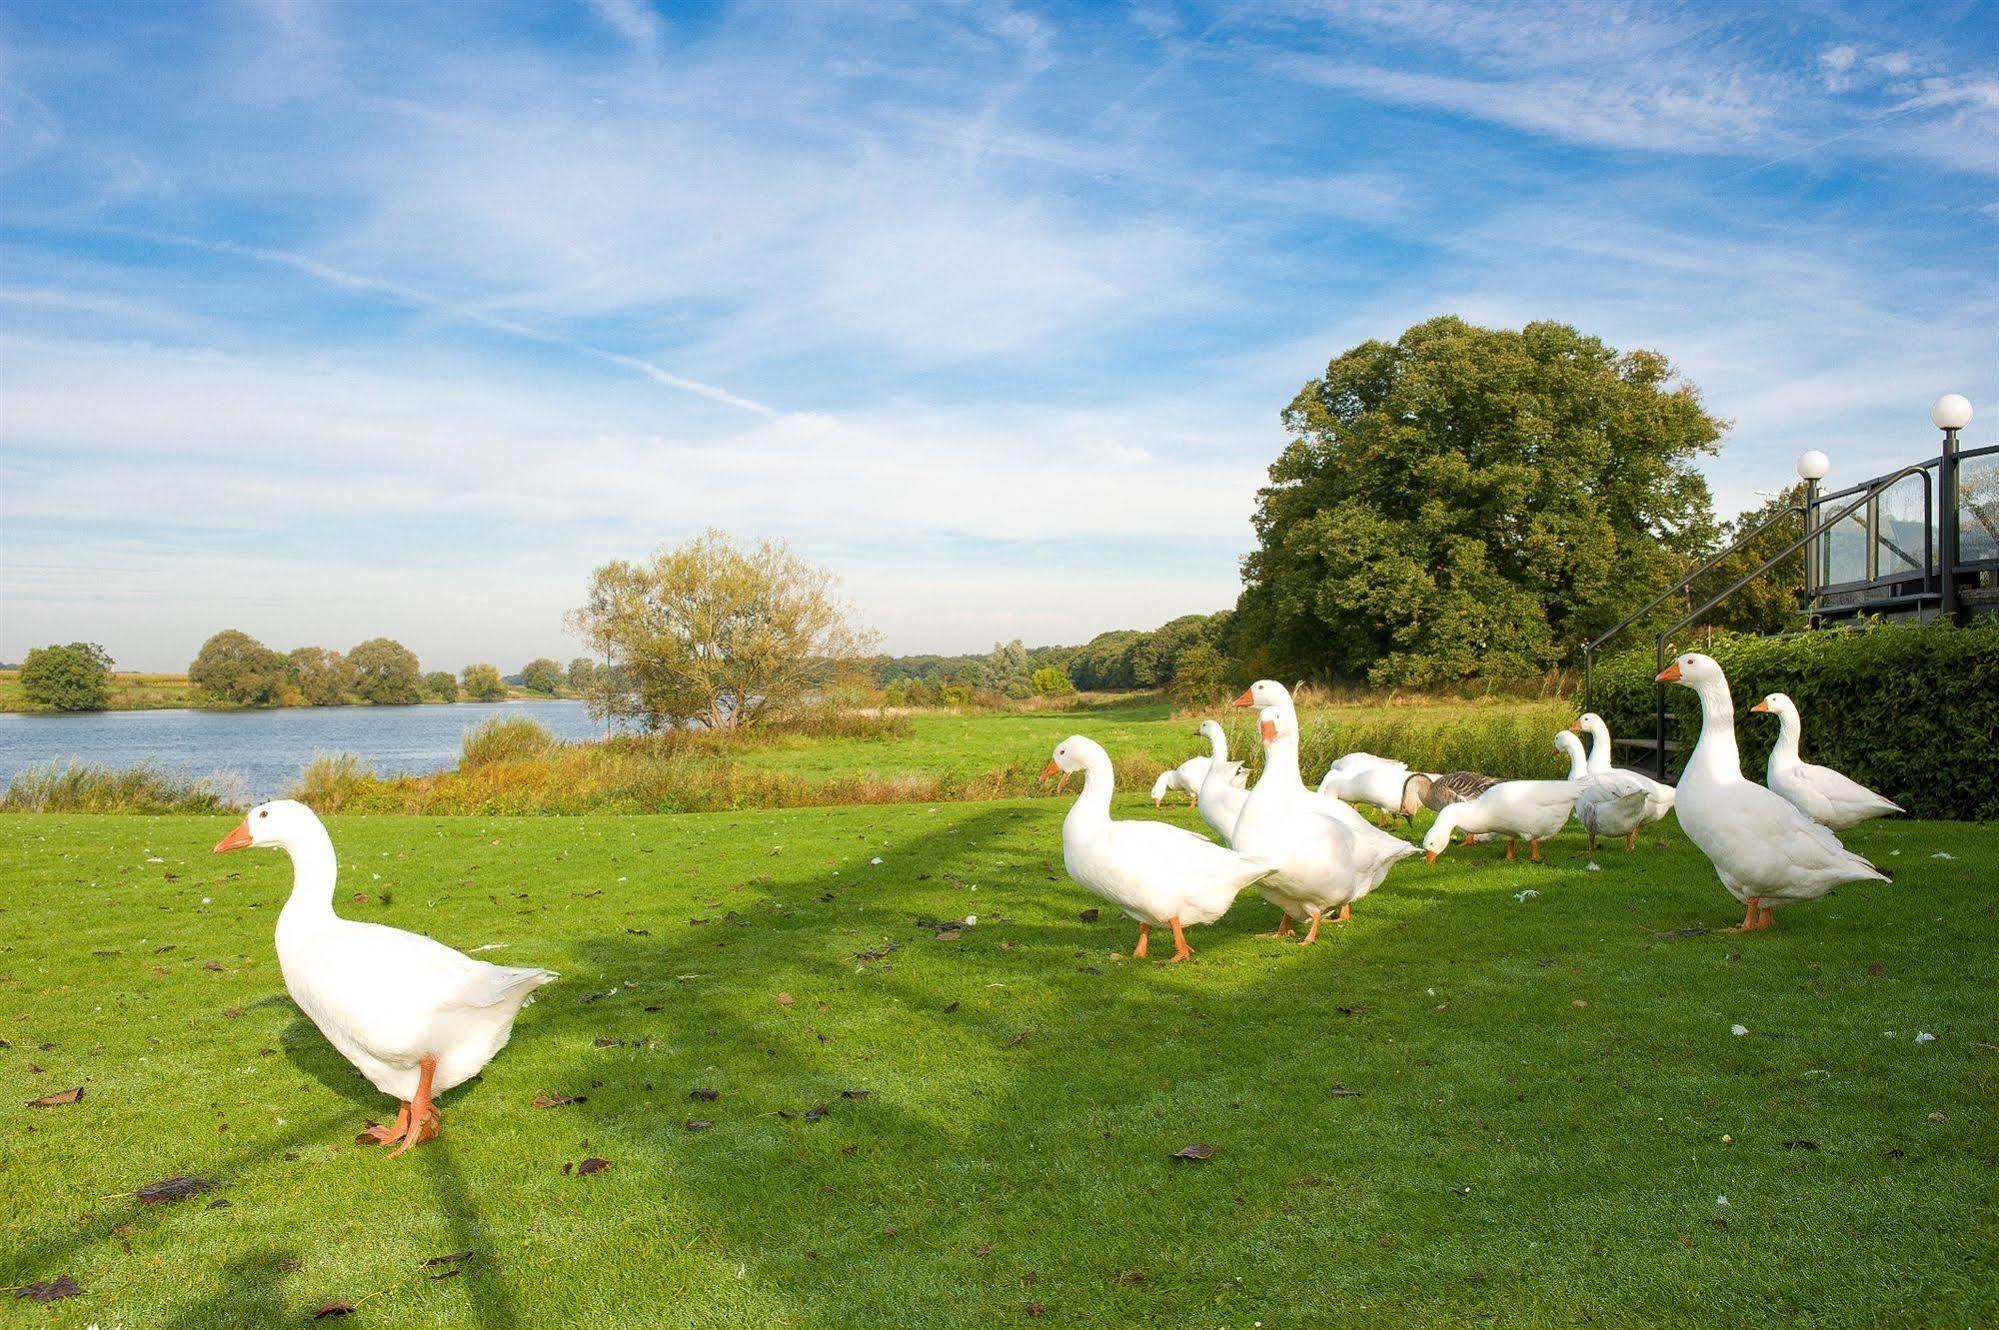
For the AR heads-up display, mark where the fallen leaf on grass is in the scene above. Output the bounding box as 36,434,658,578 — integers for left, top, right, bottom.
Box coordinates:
137,1175,216,1205
565,1158,611,1176
804,1103,831,1121
15,1275,82,1303
689,1088,720,1102
26,1087,84,1108
1115,1269,1147,1286
421,1250,473,1268
973,1243,992,1257
592,1038,626,1049
311,1300,355,1318
531,1094,586,1109
1026,1301,1047,1317
1327,1085,1362,1098
685,1120,714,1132
776,992,795,1006
1077,908,1099,922
1866,963,1886,977
840,1088,871,1099
1170,1143,1216,1162
934,929,963,942
203,961,224,972
1781,1139,1820,1151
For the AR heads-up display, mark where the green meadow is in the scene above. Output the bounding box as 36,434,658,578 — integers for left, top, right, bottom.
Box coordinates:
3,805,1992,1328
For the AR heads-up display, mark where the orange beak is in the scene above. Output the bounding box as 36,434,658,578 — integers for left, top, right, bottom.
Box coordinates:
1655,662,1682,683
1231,689,1254,708
214,821,253,853
1750,699,1770,713
1568,721,1582,733
1259,719,1278,744
1040,759,1062,781
1424,850,1438,863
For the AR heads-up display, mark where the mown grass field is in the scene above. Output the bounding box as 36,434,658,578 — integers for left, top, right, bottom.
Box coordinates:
3,805,1992,1328
0,670,201,713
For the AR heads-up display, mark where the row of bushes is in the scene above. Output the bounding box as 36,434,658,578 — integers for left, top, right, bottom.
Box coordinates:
1,761,248,813
1591,619,1998,821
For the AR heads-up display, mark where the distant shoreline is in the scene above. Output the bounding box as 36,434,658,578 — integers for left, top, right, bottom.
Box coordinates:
0,669,577,715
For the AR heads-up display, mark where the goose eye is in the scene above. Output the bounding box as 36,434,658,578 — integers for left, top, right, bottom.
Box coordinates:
257,809,268,819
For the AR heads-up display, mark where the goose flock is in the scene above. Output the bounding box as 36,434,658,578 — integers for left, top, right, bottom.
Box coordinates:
209,652,1899,1153
1063,653,1898,955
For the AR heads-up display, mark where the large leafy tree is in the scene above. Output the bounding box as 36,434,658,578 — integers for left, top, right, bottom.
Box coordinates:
520,657,564,694
189,629,290,706
461,663,507,702
348,638,422,705
288,647,354,706
19,642,114,711
1236,317,1723,685
568,529,877,732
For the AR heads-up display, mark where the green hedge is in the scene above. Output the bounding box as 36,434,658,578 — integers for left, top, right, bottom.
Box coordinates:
1591,619,1999,822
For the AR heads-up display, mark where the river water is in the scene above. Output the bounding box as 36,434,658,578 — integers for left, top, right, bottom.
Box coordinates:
0,700,607,800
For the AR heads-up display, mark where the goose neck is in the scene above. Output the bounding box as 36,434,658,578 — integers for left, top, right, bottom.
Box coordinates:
1686,677,1742,782
276,822,340,928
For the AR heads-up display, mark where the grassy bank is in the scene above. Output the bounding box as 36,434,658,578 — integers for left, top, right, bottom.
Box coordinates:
222,697,1574,816
1,807,1991,1328
0,669,201,712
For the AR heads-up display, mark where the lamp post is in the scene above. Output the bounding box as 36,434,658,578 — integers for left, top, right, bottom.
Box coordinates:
1932,394,1974,623
1795,449,1830,622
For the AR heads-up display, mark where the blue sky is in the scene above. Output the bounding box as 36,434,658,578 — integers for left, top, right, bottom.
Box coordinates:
2,0,1994,671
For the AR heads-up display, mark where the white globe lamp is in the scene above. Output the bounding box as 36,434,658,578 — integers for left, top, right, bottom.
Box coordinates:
1795,450,1830,482
1931,394,1973,432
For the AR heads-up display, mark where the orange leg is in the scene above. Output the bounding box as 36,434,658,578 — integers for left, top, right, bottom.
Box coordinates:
1625,830,1637,851
1300,913,1322,946
1729,897,1760,933
1588,834,1598,852
1756,903,1775,931
387,1055,439,1158
362,1102,411,1146
1529,838,1543,864
1460,834,1476,847
1260,914,1296,939
1168,916,1191,963
1336,902,1351,924
1505,839,1517,862
1133,924,1150,959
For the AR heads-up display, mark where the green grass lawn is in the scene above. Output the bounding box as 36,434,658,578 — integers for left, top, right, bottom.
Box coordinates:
734,695,1574,785
2,806,1992,1328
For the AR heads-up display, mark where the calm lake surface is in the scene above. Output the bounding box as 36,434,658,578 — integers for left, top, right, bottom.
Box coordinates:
0,700,608,800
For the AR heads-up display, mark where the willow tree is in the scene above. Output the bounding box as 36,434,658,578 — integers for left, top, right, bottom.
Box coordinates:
1235,317,1724,685
568,530,877,732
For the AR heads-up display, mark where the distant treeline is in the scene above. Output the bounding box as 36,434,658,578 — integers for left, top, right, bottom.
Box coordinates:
873,611,1235,705
182,630,599,709
3,634,601,713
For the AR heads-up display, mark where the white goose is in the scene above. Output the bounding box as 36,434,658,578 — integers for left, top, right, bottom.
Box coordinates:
1752,692,1903,830
1555,730,1654,852
214,800,557,1154
1149,755,1211,807
1658,654,1888,931
1419,777,1580,864
1192,719,1252,844
1317,751,1391,794
1045,736,1271,961
1229,687,1418,941
1573,712,1676,829
1319,756,1422,822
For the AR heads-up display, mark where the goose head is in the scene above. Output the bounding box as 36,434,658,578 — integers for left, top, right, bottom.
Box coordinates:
1571,710,1607,736
1149,771,1174,806
1655,652,1724,687
214,798,321,854
1554,730,1587,776
1255,705,1290,747
1197,718,1226,744
1043,735,1103,793
1232,679,1290,710
1420,807,1458,862
1749,691,1796,720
